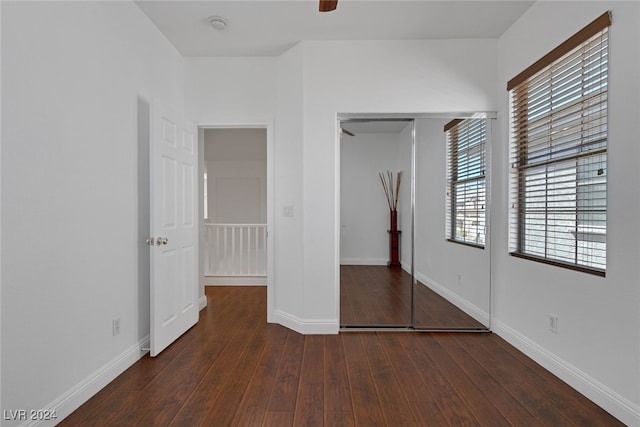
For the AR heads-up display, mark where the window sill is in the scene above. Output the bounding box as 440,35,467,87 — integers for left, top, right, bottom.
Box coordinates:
447,239,484,250
509,252,605,277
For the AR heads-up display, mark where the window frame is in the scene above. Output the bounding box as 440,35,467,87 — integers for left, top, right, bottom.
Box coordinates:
507,12,611,276
445,118,487,249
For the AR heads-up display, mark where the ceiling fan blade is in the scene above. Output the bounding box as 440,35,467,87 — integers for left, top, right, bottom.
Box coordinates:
319,0,338,12
341,128,355,136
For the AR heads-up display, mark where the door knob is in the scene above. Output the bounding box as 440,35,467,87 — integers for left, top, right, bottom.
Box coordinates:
152,237,168,246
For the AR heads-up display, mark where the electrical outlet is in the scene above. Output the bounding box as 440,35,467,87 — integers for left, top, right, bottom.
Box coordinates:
112,317,121,336
548,314,558,333
457,273,462,286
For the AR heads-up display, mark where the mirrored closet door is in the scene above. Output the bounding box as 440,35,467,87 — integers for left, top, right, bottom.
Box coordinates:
412,117,491,330
339,119,413,327
339,114,492,331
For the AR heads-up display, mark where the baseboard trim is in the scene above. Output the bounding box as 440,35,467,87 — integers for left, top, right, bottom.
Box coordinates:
205,276,266,286
272,309,338,335
199,294,207,310
340,258,388,266
22,336,150,427
415,271,490,326
493,320,640,426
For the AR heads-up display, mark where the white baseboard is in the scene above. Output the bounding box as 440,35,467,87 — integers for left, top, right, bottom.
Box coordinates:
415,271,490,325
205,276,266,286
340,258,387,266
22,336,150,427
199,294,207,310
493,320,640,427
272,309,338,335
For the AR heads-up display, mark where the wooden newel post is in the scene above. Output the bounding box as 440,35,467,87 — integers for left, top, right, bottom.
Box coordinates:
387,209,401,268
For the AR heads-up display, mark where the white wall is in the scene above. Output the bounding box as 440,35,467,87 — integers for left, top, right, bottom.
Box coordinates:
298,39,498,325
1,1,185,423
185,57,276,125
495,2,640,424
271,44,306,325
204,128,267,224
340,129,411,265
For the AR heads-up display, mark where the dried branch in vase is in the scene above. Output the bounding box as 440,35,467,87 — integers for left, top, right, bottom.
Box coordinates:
378,171,403,211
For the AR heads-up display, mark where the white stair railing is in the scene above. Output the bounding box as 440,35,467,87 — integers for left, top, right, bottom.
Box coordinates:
204,223,267,276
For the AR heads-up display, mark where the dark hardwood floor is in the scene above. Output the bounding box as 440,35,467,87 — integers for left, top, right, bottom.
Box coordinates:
60,286,622,426
340,265,485,329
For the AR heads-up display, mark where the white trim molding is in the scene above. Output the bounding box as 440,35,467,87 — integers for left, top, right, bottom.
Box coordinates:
22,336,150,427
493,320,640,427
205,276,266,286
340,258,388,266
199,294,208,310
272,309,339,335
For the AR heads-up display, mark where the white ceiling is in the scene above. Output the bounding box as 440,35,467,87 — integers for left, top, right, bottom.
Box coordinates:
135,0,534,57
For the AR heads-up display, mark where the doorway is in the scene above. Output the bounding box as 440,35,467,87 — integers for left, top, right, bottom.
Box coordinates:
198,125,274,319
338,114,492,331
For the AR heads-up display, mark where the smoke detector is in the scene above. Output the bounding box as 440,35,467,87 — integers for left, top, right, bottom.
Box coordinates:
209,16,228,31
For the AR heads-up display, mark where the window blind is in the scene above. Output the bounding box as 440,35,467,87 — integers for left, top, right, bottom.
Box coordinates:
508,12,610,275
446,118,487,247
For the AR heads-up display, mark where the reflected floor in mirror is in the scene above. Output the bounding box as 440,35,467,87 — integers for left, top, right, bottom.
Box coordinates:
340,265,485,329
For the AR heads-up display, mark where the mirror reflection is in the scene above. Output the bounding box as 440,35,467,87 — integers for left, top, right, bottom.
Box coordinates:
340,119,413,327
339,115,491,331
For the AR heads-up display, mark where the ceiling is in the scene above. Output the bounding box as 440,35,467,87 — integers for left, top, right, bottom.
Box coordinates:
135,0,534,57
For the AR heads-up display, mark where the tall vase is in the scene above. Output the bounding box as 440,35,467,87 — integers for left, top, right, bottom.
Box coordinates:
388,209,401,268
390,209,398,232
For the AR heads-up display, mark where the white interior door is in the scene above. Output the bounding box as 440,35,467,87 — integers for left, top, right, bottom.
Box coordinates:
149,107,198,357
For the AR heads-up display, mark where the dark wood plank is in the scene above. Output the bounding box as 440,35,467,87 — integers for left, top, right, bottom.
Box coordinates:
292,335,325,426
413,281,485,329
484,334,625,427
267,331,305,412
397,333,481,426
262,411,294,426
340,265,484,328
426,333,512,426
231,337,286,425
60,286,623,427
440,333,532,419
323,334,354,419
360,333,418,425
342,333,387,425
168,298,267,425
454,332,575,426
377,333,450,426
198,322,268,425
340,265,411,326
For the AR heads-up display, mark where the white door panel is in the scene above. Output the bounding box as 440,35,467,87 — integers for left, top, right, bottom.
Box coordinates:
150,108,198,357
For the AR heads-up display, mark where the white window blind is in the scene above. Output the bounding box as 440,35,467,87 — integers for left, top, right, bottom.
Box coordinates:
446,118,487,247
508,12,610,275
